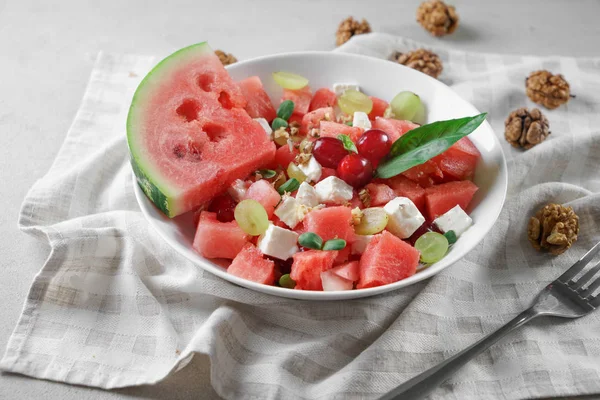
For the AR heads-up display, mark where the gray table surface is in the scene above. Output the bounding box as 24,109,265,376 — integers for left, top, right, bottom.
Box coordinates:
2,0,599,399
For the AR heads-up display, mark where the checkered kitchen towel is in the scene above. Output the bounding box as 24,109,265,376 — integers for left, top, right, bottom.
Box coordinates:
3,33,600,399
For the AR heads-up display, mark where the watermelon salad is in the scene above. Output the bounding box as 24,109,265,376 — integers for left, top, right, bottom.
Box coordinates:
127,42,486,291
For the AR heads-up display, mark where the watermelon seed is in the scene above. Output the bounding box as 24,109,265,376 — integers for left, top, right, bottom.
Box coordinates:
218,91,233,109
173,144,186,158
203,122,227,142
176,99,201,122
187,140,203,161
197,73,214,91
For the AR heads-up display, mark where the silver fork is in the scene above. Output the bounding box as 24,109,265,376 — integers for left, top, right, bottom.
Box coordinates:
380,240,600,400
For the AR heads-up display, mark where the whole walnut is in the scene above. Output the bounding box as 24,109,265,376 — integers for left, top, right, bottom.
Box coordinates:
528,203,579,255
393,49,443,79
526,70,571,109
416,0,459,37
214,50,237,66
336,17,372,46
505,107,550,149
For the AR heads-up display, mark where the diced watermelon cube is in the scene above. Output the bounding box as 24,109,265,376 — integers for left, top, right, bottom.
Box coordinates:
373,117,419,142
288,113,303,125
425,180,479,220
245,180,280,218
321,270,353,291
309,88,337,111
301,107,334,135
303,206,355,242
282,86,312,116
274,145,299,169
349,191,364,209
238,76,277,122
365,183,396,206
291,250,338,290
227,243,276,285
357,231,419,289
334,246,351,264
331,261,360,282
383,175,426,213
432,137,481,181
193,211,249,259
319,121,364,143
317,167,337,183
368,96,388,120
401,160,444,188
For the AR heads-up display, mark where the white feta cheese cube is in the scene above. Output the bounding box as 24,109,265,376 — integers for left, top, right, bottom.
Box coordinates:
383,197,425,239
351,235,374,255
433,205,473,237
227,179,248,202
314,176,354,204
352,111,372,130
274,196,308,229
254,117,273,140
333,83,360,97
257,223,299,260
295,181,319,207
297,156,322,183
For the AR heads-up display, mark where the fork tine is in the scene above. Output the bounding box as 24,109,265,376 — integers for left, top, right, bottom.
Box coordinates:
559,240,600,283
571,260,600,290
591,296,600,308
579,274,600,298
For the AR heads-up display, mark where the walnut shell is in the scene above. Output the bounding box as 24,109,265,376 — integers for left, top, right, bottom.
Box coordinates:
416,0,459,37
528,203,579,255
393,48,443,79
526,70,571,110
504,107,550,149
214,50,237,66
336,17,372,46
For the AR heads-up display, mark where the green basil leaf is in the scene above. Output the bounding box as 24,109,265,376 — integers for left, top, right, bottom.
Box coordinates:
337,134,358,153
298,232,323,250
255,169,276,179
443,230,457,245
376,113,487,179
345,121,353,126
272,117,288,131
278,274,296,289
277,100,295,121
277,178,300,195
323,239,347,251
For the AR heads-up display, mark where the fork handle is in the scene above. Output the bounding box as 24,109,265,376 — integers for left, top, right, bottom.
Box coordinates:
379,308,539,400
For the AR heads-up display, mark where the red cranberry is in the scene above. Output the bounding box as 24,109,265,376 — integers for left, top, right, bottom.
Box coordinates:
312,137,348,168
336,154,373,188
357,129,391,166
208,194,236,222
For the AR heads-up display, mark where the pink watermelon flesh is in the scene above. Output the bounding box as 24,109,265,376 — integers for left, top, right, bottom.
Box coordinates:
372,117,419,142
127,42,275,217
368,96,388,120
291,250,338,290
309,88,337,111
319,121,364,143
425,180,479,220
321,270,354,291
317,167,337,183
433,137,481,181
273,145,299,169
301,107,334,135
227,243,275,285
334,246,351,264
238,76,277,122
245,180,280,218
193,211,249,259
331,261,360,282
401,160,444,188
357,231,419,289
365,183,396,206
382,175,426,213
303,206,355,242
282,86,312,116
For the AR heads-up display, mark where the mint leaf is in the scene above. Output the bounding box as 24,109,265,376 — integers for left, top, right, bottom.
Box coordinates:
323,239,346,251
337,134,358,153
277,100,295,121
277,178,300,195
298,232,323,250
376,113,487,179
272,117,288,131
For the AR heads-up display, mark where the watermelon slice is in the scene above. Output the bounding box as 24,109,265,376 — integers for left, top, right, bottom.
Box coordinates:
193,211,249,259
303,206,355,242
227,243,275,285
127,42,276,217
425,180,479,220
245,180,280,218
401,160,444,187
321,270,353,291
291,250,338,290
319,121,364,143
273,145,299,169
373,117,418,142
365,183,396,206
334,246,351,264
368,96,388,120
331,261,360,282
357,231,420,289
301,107,334,135
432,137,481,181
282,86,312,116
238,76,277,122
309,88,337,111
383,175,426,212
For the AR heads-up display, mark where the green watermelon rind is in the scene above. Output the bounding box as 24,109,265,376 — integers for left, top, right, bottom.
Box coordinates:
126,42,212,218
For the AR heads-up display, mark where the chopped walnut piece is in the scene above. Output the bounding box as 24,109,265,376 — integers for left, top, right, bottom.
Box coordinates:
416,0,459,37
336,17,372,46
351,207,364,225
214,50,237,66
526,70,571,109
504,107,550,149
528,203,579,255
359,188,371,208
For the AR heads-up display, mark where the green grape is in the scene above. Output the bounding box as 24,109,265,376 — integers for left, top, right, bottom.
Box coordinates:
287,163,307,183
337,90,373,115
234,199,269,236
354,208,389,235
279,274,296,289
389,91,425,123
414,232,449,264
272,71,309,90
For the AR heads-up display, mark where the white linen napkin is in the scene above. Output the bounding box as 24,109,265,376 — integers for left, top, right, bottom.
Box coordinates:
3,33,600,399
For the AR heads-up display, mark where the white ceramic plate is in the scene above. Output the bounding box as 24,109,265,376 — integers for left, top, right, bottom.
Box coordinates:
132,51,508,300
